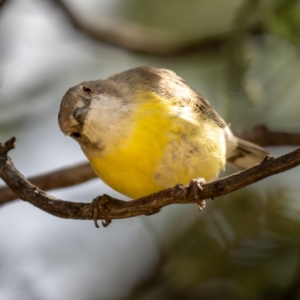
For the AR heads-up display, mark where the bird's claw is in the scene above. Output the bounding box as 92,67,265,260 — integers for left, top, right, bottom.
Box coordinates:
187,178,206,211
92,194,112,228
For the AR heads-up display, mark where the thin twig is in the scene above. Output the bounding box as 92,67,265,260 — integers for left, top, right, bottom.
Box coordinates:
0,137,299,226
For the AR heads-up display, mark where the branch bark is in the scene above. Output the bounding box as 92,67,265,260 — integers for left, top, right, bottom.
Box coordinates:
0,126,300,206
0,162,95,205
1,137,300,227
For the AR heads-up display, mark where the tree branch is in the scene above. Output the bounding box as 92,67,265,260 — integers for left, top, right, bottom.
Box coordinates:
50,0,227,56
0,162,95,205
1,126,300,206
0,137,300,227
50,0,267,56
235,125,300,147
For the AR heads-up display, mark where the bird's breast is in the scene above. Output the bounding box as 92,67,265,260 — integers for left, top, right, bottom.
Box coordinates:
86,92,226,198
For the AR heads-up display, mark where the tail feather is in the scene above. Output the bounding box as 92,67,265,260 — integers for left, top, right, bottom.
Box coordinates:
226,138,270,170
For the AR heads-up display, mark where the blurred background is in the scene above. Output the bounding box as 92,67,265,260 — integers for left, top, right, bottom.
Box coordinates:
0,0,300,299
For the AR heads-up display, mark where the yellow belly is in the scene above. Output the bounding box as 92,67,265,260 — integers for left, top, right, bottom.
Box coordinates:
87,92,226,199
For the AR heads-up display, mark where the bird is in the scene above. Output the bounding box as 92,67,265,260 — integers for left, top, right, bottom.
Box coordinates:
58,66,269,199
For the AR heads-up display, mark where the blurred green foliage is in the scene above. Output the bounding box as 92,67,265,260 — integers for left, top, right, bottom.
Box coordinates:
115,0,244,41
126,189,300,299
268,0,300,47
1,0,300,299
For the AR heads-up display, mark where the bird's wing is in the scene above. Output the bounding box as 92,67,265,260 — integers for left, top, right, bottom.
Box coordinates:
194,93,227,129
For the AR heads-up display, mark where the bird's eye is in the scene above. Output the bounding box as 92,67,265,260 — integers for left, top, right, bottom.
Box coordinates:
70,132,81,139
82,86,94,93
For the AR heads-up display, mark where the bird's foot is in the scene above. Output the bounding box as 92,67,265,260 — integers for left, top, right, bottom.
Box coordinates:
92,194,112,228
187,177,206,211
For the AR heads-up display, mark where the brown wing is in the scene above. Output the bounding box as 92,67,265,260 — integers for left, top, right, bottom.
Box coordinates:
108,66,228,129
194,93,227,129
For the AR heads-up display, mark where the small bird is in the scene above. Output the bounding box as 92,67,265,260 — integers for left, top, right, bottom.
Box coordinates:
58,67,268,199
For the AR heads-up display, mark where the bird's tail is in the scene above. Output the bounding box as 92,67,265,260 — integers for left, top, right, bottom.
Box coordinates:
226,138,270,170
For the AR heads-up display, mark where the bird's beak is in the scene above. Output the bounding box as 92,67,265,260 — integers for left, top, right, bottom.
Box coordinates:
73,104,90,126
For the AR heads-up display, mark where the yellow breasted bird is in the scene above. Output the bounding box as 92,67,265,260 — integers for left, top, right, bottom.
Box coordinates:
58,67,268,199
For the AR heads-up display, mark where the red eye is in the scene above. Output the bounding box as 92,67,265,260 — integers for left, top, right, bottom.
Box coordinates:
82,86,94,93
